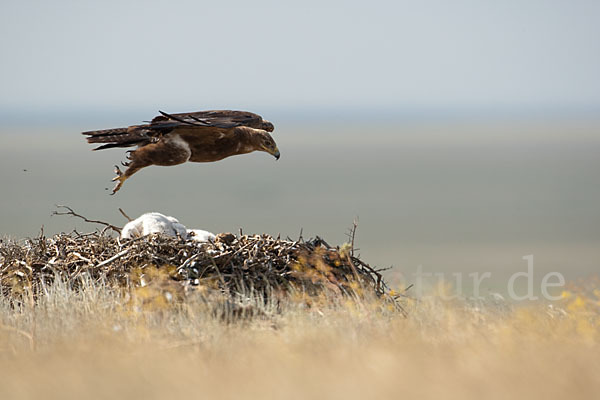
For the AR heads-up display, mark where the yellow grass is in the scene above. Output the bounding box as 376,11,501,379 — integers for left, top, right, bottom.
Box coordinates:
1,278,599,400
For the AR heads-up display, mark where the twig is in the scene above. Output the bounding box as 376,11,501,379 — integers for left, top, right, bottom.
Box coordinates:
52,205,121,233
119,208,133,222
72,252,92,264
95,249,130,269
346,218,358,257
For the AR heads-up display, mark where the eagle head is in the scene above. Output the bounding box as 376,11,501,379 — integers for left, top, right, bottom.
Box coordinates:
255,131,280,160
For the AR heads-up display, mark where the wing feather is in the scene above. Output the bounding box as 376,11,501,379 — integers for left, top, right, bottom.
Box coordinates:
152,110,265,129
82,109,269,152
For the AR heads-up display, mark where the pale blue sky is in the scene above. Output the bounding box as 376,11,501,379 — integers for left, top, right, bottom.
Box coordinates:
1,0,599,119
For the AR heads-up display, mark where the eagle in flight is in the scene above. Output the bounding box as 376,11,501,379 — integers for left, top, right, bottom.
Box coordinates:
82,110,279,194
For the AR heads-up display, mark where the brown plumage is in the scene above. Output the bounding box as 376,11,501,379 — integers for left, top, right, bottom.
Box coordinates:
82,110,279,194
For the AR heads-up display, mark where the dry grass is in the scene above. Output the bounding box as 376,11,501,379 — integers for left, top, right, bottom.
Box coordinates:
0,275,599,400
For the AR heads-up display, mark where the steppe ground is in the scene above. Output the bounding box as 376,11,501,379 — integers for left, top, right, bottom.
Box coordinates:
1,121,598,399
1,278,599,400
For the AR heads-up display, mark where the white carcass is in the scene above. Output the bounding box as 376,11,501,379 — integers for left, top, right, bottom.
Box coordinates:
120,212,215,243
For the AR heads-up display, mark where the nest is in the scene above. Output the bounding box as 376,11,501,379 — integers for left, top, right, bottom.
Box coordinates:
0,230,396,306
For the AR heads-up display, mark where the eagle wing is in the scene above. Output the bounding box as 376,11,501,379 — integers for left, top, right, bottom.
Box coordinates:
151,110,265,129
83,116,239,150
83,110,267,151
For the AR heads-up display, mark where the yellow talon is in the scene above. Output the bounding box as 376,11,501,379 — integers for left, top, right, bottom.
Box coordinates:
111,165,127,195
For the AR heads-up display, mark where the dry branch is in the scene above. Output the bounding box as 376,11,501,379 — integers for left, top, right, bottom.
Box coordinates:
52,205,122,233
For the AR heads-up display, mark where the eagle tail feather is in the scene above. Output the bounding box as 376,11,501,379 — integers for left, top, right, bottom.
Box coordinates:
83,126,151,150
82,127,128,138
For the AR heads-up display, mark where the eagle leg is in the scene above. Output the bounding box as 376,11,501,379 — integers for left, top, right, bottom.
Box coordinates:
109,140,189,194
110,154,153,194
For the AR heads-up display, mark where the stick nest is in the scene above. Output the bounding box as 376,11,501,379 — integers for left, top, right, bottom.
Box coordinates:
0,231,396,305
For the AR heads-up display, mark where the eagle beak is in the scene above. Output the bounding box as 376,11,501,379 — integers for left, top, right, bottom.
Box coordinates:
273,150,280,160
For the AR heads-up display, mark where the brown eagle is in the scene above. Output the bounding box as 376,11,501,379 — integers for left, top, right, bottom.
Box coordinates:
82,110,279,194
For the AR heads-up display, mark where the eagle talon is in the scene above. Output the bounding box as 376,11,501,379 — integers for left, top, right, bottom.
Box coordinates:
111,177,127,195
110,165,127,195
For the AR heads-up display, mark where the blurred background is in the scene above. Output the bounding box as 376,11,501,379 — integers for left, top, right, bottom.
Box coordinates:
1,0,599,292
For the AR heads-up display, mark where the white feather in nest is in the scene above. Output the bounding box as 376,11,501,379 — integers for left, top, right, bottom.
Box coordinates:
120,212,215,242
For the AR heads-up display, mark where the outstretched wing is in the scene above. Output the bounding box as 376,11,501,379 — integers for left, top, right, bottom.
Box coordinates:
83,118,237,151
83,109,267,151
151,110,266,130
